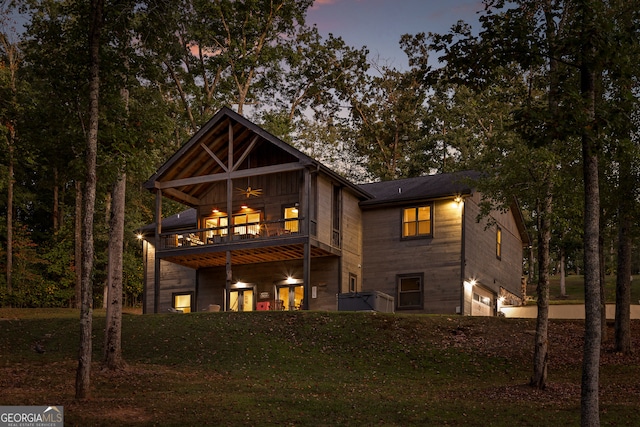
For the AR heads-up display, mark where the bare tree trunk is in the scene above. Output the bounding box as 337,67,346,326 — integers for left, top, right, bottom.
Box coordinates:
53,168,59,232
104,171,126,370
581,136,601,427
560,247,566,297
74,181,82,309
599,234,607,341
530,184,552,390
614,164,632,354
75,0,103,400
6,130,13,294
2,32,19,295
580,3,601,422
614,214,632,353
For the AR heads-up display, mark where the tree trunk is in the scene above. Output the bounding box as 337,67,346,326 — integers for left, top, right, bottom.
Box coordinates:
53,168,59,232
530,184,552,389
599,234,606,341
2,32,19,296
560,248,566,297
6,128,14,294
614,168,632,354
75,0,103,400
579,3,601,422
74,181,83,309
581,135,601,427
104,171,126,370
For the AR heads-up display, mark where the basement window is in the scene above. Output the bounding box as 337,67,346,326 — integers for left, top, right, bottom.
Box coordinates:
173,292,194,313
397,274,423,310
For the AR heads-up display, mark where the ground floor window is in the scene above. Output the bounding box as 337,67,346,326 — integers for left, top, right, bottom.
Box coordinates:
173,292,194,313
397,274,423,310
349,273,357,293
276,284,304,310
229,287,255,312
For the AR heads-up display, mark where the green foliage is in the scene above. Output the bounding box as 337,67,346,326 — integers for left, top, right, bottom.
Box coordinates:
0,224,73,307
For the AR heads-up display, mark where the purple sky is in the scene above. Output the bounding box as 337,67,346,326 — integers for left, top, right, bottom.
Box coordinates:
307,0,485,69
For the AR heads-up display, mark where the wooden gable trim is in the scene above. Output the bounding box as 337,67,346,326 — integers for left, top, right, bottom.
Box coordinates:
154,162,305,190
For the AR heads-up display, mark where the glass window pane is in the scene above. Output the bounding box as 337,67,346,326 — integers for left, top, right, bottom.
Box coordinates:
174,294,191,313
399,292,421,307
404,223,416,237
417,206,430,221
403,208,416,222
417,220,430,235
400,278,420,291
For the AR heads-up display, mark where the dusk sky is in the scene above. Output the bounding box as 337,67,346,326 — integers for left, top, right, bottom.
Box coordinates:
307,0,485,69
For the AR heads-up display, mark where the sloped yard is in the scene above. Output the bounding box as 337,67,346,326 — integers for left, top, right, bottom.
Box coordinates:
1,309,639,426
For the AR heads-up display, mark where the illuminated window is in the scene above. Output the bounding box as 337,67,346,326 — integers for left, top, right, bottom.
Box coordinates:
233,212,261,235
284,205,299,233
496,227,502,259
402,206,432,238
474,293,491,306
205,215,228,238
230,288,254,312
277,285,304,310
397,274,423,309
173,292,193,313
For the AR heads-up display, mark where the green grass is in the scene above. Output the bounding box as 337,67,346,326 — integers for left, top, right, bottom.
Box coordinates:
531,274,640,304
1,309,639,426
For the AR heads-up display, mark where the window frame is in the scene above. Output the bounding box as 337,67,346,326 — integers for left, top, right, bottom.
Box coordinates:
349,273,357,293
496,226,502,260
401,204,433,239
172,291,195,313
396,273,424,310
283,204,299,233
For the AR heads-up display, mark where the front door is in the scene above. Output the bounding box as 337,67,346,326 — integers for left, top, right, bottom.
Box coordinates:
277,285,304,310
229,289,254,312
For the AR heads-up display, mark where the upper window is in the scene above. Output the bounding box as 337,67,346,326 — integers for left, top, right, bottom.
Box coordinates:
402,206,432,238
234,212,261,235
496,227,502,259
397,274,423,309
205,215,228,237
284,205,299,233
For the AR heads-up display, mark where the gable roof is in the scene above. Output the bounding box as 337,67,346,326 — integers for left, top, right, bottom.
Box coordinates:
358,170,481,208
144,106,370,206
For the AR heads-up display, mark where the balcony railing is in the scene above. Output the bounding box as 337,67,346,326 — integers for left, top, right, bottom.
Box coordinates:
158,218,302,250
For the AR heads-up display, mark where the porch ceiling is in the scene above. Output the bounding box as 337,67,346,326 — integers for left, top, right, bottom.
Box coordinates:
162,243,335,269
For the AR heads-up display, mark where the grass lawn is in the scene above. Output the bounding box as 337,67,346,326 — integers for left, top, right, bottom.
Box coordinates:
1,309,639,426
530,274,640,305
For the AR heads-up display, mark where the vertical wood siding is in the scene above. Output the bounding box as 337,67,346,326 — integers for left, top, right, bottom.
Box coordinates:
362,199,463,314
463,193,524,302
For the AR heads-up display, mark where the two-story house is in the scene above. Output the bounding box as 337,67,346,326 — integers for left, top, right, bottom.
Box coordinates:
140,107,529,315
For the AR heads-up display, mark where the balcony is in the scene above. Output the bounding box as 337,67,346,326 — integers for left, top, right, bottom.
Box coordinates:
158,218,302,250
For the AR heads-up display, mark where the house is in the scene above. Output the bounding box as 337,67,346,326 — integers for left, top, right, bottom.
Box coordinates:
139,107,529,315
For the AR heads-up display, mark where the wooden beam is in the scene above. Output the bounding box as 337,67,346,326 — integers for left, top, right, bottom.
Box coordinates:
200,142,228,172
232,135,259,172
154,162,305,190
162,188,200,206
